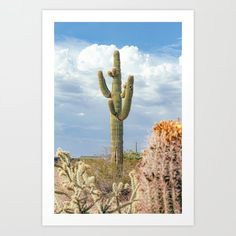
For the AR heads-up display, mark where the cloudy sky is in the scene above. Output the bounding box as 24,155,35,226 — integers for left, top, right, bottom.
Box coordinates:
54,22,182,156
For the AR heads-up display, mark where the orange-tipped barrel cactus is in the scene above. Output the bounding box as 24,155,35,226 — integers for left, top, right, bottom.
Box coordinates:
98,50,134,177
134,120,182,213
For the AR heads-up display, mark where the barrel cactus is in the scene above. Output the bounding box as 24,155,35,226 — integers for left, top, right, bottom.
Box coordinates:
98,50,134,177
134,120,182,213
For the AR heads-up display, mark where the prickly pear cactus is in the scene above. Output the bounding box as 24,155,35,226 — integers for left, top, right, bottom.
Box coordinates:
134,120,182,213
98,50,134,177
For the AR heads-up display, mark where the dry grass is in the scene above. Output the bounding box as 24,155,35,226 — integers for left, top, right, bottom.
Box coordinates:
54,152,140,214
55,157,140,202
73,158,139,194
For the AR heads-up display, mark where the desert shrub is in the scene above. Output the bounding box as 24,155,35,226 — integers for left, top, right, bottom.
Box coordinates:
134,120,182,213
54,148,139,214
80,157,139,194
123,150,142,160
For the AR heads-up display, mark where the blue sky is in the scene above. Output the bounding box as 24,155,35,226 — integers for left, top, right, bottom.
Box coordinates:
54,22,182,156
55,22,181,56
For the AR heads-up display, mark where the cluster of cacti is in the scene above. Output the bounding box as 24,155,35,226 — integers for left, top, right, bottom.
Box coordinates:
98,50,134,177
54,148,139,214
133,120,182,213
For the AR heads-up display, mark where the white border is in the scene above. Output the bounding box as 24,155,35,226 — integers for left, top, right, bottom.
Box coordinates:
42,10,194,226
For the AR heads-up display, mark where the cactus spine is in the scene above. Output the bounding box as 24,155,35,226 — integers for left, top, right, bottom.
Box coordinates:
54,148,139,214
134,120,182,213
98,50,134,177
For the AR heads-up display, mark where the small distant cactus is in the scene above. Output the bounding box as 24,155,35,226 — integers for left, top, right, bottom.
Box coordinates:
134,120,182,213
98,50,134,177
54,148,139,214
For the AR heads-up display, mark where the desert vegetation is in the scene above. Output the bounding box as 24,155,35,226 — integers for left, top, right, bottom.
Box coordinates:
134,120,182,213
98,50,134,177
54,120,182,214
54,148,139,214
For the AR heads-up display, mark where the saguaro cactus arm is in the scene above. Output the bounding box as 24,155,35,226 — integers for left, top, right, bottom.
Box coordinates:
108,99,117,116
118,75,134,121
98,71,111,98
121,84,126,98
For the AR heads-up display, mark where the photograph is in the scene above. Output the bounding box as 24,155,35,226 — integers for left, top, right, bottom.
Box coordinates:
1,0,236,234
42,10,194,225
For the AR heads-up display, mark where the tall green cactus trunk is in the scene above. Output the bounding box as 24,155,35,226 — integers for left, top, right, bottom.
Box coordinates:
110,114,123,176
98,50,134,177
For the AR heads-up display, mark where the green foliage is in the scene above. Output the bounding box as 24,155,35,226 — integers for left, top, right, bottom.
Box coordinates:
123,150,142,160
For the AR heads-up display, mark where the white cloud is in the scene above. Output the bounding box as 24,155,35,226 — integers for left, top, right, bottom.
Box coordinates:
54,38,181,155
55,41,181,108
77,44,117,71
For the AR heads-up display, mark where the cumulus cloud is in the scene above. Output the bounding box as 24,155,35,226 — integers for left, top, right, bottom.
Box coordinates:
54,38,181,155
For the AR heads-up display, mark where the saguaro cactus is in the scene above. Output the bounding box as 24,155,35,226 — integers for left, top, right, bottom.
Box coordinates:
98,50,134,177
